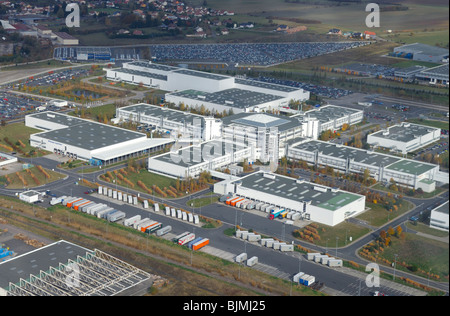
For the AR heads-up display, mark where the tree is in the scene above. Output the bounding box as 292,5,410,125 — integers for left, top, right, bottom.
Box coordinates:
395,226,402,237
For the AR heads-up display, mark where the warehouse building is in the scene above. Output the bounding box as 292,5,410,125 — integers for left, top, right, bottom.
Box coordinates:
165,88,288,114
0,240,153,296
393,43,449,63
287,139,446,191
26,112,174,166
148,140,251,179
430,201,449,232
214,171,366,226
106,60,309,113
221,112,305,163
415,64,449,86
367,122,441,154
115,103,222,141
292,105,364,138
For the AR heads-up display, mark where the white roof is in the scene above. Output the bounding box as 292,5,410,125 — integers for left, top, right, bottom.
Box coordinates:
92,138,173,161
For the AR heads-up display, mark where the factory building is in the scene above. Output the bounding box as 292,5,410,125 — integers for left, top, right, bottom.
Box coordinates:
415,64,449,86
148,140,251,179
25,112,174,166
367,122,441,154
214,171,366,226
287,139,446,191
393,43,449,63
430,201,449,232
115,103,223,141
106,60,309,114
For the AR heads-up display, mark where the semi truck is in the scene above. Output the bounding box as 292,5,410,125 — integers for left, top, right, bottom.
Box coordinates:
178,233,195,246
107,210,126,222
145,222,163,234
156,225,172,237
269,208,285,220
50,196,67,205
192,238,209,251
235,253,247,263
246,256,258,267
226,197,240,205
124,215,141,227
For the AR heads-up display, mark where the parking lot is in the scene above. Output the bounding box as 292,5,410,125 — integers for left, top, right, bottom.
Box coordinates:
0,91,46,121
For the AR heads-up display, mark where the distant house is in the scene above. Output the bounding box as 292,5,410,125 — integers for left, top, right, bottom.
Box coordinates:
239,22,254,29
364,31,376,39
276,25,289,32
133,30,143,36
328,28,342,35
221,28,229,35
352,32,363,39
53,32,79,45
35,24,52,37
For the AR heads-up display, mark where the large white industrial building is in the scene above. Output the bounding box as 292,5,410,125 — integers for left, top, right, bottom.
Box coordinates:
367,122,441,154
430,201,449,232
115,103,222,141
25,112,174,166
214,171,366,227
106,61,309,114
287,139,447,191
148,140,251,179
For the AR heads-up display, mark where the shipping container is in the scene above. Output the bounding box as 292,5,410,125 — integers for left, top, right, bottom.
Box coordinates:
193,215,199,224
182,212,187,221
266,240,275,248
156,225,172,236
74,200,91,211
118,191,122,201
50,195,67,205
187,237,203,249
88,204,107,216
299,274,310,285
97,207,115,219
128,195,133,204
314,255,329,263
145,222,163,234
246,256,258,267
235,253,247,263
108,189,112,198
98,186,103,195
254,202,264,210
171,208,176,217
303,275,315,287
188,213,193,223
176,209,182,219
79,202,95,213
264,205,274,213
321,257,335,265
273,242,286,250
103,187,108,196
143,200,149,209
260,238,273,247
226,196,240,205
133,196,138,205
280,244,294,252
173,231,190,243
235,230,247,239
123,193,127,202
112,190,117,199
66,198,83,208
307,253,321,261
231,198,244,207
192,238,209,251
327,259,343,267
107,210,126,222
165,206,170,216
140,220,157,233
246,201,256,210
178,233,195,245
240,200,251,209
135,218,151,230
71,199,88,209
124,215,141,227
247,233,261,242
154,203,159,212
293,272,305,283
291,213,301,221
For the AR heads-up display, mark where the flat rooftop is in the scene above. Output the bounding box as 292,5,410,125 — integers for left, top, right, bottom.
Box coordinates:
385,159,437,175
292,140,401,167
235,78,299,93
369,123,439,143
127,61,179,72
30,112,147,151
111,67,168,81
168,88,285,109
236,171,363,211
27,112,85,129
151,140,247,168
298,105,362,123
118,103,205,125
432,201,449,215
172,68,231,81
417,64,449,79
222,112,302,132
395,43,449,56
0,240,90,289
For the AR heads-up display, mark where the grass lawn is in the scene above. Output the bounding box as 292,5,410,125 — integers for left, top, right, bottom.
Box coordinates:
0,123,47,157
0,166,65,189
406,222,449,238
406,118,449,131
186,196,219,208
380,232,449,280
357,200,414,227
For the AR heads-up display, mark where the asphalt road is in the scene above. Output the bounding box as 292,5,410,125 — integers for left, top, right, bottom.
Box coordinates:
1,155,448,296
